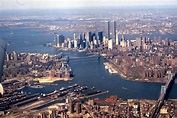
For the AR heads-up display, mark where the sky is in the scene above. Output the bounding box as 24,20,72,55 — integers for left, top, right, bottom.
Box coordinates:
0,0,177,10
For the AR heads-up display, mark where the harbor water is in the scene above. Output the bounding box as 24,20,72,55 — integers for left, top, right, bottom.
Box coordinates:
1,26,177,100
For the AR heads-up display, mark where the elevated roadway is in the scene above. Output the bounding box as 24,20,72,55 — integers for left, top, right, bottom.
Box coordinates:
151,73,176,118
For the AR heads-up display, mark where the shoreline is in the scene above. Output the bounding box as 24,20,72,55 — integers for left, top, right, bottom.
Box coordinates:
103,58,177,84
39,46,176,84
36,77,73,83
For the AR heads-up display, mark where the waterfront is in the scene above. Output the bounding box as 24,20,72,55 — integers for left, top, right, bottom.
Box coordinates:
1,26,177,100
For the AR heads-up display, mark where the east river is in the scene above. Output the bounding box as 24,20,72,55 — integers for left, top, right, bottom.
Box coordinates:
1,26,177,100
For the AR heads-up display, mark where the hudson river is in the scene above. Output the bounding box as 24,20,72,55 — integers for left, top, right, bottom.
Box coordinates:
1,26,177,100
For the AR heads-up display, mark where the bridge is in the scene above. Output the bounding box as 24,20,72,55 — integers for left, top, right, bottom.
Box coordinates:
151,73,176,118
67,54,100,60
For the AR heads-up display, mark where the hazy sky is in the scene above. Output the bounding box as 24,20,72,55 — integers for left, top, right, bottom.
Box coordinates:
1,0,177,10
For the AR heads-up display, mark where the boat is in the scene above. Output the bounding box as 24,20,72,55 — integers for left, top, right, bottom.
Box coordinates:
108,68,113,74
60,87,65,91
77,49,86,52
122,87,127,90
105,65,109,69
53,90,58,93
29,85,44,88
103,62,109,69
91,86,95,90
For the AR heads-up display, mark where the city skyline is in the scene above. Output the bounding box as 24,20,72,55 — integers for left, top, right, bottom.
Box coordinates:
1,0,177,116
1,0,177,10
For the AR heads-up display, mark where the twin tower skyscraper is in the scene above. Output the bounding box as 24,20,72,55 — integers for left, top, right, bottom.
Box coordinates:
105,21,116,41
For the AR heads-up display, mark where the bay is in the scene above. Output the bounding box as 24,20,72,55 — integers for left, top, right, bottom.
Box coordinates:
1,26,177,100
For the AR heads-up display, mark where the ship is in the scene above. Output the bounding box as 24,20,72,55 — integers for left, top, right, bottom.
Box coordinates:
103,62,109,69
60,87,65,91
77,49,86,52
105,65,109,69
108,68,113,74
29,85,44,88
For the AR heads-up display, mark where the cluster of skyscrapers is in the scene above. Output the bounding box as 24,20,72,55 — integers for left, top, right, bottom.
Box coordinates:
54,21,118,50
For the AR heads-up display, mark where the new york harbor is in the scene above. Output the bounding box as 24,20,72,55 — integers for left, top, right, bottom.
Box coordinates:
0,0,177,117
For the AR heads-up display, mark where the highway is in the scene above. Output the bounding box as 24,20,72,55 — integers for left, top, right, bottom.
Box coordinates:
151,73,176,118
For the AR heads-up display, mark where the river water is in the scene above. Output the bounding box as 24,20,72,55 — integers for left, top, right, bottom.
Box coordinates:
1,26,177,100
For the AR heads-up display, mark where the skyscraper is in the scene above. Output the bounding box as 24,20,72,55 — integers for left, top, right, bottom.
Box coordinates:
98,31,103,43
74,39,78,48
136,37,142,48
108,39,113,50
76,102,81,114
116,33,119,45
6,52,10,61
73,33,76,40
69,100,74,113
104,21,116,40
136,37,143,51
104,21,110,39
13,51,18,61
110,21,116,41
55,34,65,47
86,32,92,42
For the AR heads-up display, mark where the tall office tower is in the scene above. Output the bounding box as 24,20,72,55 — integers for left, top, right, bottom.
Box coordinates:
6,52,10,61
79,33,82,40
121,35,125,41
86,32,92,42
136,37,143,51
93,38,98,46
76,102,81,114
55,34,65,47
108,39,113,50
74,39,78,48
69,100,74,113
82,33,86,41
67,38,72,48
68,38,72,49
141,37,146,45
127,39,131,47
120,39,127,47
110,21,116,41
90,41,94,49
85,41,89,49
64,39,68,48
103,37,107,45
136,37,142,47
73,33,76,40
116,33,119,45
13,51,18,61
164,38,170,46
104,21,110,39
98,31,103,44
92,33,97,45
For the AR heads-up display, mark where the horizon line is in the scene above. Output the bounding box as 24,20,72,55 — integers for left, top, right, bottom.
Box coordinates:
1,5,177,11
